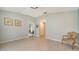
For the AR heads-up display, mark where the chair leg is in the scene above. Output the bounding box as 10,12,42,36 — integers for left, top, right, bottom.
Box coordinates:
72,40,76,49
32,35,34,40
72,43,75,49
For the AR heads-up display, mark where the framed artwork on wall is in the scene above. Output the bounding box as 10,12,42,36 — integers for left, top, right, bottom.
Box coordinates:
15,19,22,26
4,17,13,26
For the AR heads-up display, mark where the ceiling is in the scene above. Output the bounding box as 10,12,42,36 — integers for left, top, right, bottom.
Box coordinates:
0,7,78,17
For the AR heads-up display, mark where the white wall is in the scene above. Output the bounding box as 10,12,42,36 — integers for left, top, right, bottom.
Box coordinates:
35,11,78,42
0,10,78,44
0,10,35,43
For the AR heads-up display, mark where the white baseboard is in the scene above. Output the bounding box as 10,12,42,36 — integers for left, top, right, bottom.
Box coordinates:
0,36,29,44
46,37,61,43
46,37,79,47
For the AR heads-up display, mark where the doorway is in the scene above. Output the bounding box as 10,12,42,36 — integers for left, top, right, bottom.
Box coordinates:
39,18,46,39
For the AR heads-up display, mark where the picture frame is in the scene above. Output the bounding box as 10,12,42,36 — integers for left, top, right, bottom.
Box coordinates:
4,17,13,26
15,19,22,26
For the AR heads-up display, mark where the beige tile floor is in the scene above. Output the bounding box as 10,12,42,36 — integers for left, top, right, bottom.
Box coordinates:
0,38,79,51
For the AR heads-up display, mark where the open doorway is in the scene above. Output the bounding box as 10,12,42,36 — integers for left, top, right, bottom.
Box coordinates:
39,18,46,40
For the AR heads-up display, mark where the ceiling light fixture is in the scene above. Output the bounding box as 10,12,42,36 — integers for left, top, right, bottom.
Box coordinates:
30,7,38,9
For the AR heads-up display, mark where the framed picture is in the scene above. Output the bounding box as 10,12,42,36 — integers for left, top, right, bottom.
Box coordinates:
4,17,13,26
15,19,22,26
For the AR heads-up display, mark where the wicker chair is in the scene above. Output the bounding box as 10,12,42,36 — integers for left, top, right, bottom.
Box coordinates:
62,32,77,49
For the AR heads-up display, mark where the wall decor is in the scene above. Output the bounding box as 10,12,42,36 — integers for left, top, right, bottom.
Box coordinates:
4,17,13,25
15,19,22,26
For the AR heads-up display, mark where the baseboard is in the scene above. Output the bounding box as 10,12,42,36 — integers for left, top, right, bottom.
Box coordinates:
0,36,29,44
46,37,61,43
46,37,79,47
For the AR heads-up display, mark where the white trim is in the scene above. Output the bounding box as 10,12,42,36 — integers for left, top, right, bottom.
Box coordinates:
0,36,29,44
46,37,79,47
46,37,61,43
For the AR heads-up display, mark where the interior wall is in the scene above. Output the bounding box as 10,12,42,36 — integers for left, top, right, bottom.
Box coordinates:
77,9,79,45
0,10,35,43
35,10,78,42
77,9,79,33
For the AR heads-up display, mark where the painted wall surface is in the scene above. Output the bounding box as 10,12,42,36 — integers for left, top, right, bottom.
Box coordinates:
77,9,79,33
77,9,79,45
0,10,35,43
35,11,78,42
